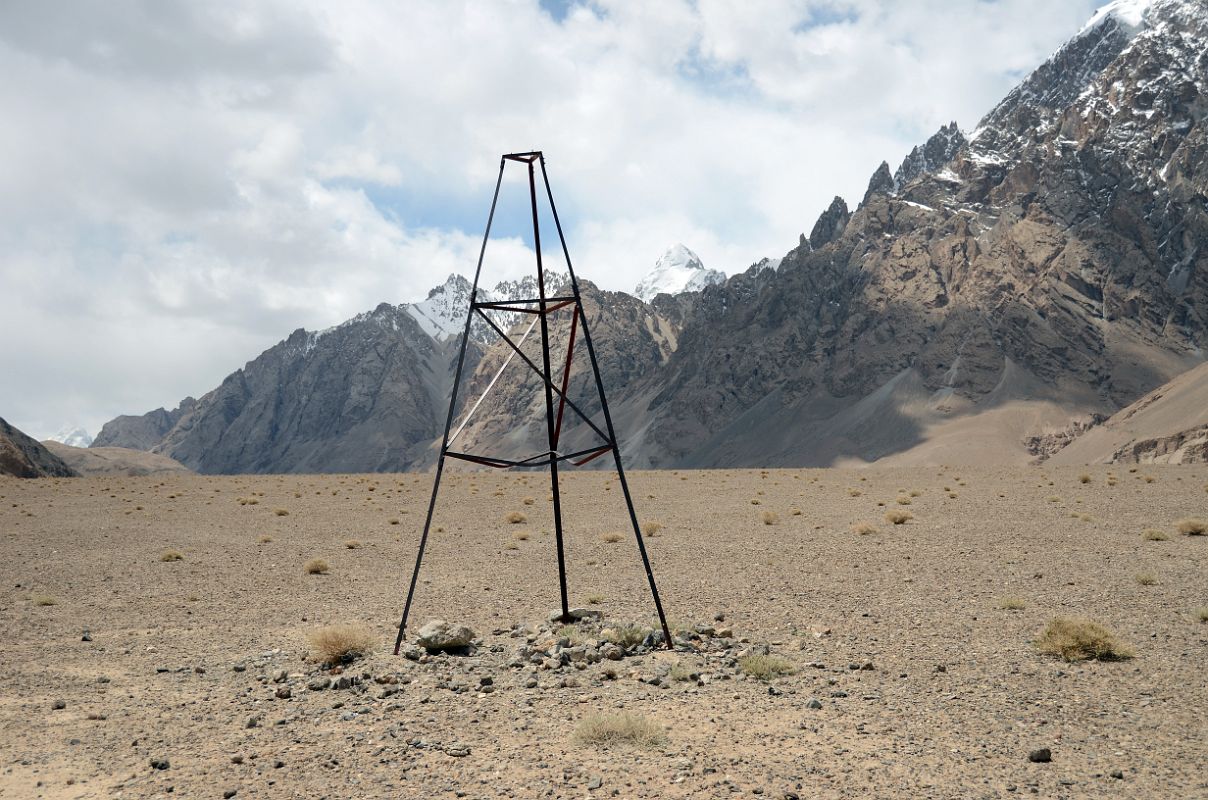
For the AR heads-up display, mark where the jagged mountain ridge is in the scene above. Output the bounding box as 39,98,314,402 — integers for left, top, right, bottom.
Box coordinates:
0,417,77,478
93,0,1208,472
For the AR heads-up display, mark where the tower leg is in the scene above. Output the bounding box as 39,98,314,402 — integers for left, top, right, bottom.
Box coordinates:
393,455,446,654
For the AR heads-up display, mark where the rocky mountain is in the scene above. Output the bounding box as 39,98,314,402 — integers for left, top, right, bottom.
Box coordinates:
94,0,1208,472
0,417,77,478
633,245,725,301
612,0,1208,467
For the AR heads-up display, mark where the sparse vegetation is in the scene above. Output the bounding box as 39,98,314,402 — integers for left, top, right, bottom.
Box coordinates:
343,539,362,549
573,712,667,749
601,532,622,543
1196,607,1208,623
258,534,273,544
1079,473,1091,484
1135,573,1158,586
523,496,535,505
1142,529,1169,541
304,558,329,575
761,511,778,525
160,549,183,562
586,593,605,605
895,495,912,505
601,624,648,648
884,510,913,525
274,508,289,516
738,653,796,680
642,521,663,537
513,531,530,541
999,597,1026,610
388,518,400,525
1034,617,1134,662
32,594,58,606
852,521,878,535
847,488,862,497
307,624,375,665
1176,518,1206,536
669,662,697,682
506,511,527,524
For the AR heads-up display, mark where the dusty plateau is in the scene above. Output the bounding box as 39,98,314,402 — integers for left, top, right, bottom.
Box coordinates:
1,466,1206,799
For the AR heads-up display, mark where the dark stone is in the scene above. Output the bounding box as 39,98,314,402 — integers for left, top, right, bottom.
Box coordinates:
1028,748,1052,763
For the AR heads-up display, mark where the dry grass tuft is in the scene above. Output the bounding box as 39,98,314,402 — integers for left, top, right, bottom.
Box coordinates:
388,518,400,525
1196,607,1208,623
1176,518,1206,535
343,539,362,549
522,496,535,505
585,593,605,605
739,653,796,680
160,549,184,562
895,495,912,505
1079,473,1092,484
257,534,273,544
1134,573,1158,586
307,624,374,665
506,511,527,524
601,532,622,544
1142,529,1169,541
1034,617,1134,662
852,521,878,535
601,624,648,648
573,712,666,749
32,594,58,606
999,596,1026,610
274,508,289,516
513,531,530,541
847,488,862,497
884,510,913,525
669,662,697,682
761,511,778,526
304,558,329,575
642,521,663,537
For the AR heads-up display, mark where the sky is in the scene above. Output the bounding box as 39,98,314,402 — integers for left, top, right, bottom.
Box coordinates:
0,0,1106,440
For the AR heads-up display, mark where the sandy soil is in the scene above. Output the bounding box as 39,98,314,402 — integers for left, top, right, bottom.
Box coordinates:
1,465,1206,799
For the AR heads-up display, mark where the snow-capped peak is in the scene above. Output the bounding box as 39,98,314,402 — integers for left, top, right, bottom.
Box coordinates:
405,274,475,340
1079,0,1154,36
633,244,725,301
47,425,93,448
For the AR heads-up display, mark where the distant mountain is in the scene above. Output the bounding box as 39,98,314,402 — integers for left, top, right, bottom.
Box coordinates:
43,441,193,477
95,0,1208,472
633,245,725,301
46,425,93,449
0,417,77,478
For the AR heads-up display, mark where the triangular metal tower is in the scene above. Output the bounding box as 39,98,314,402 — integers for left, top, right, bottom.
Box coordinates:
392,151,672,653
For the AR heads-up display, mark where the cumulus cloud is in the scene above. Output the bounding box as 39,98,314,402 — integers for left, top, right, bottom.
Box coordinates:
0,0,1102,437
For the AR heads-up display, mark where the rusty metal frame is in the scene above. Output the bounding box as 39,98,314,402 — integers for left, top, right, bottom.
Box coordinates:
392,151,673,653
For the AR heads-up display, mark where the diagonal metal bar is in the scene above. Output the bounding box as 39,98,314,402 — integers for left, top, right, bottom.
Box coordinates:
552,305,580,449
471,296,576,308
474,308,610,446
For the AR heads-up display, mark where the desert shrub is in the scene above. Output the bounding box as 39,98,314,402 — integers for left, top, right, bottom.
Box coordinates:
601,532,622,543
257,534,273,544
1135,573,1158,586
506,511,527,524
999,597,1026,610
1176,518,1206,535
1034,617,1134,661
847,488,862,497
669,662,697,682
852,521,878,535
601,624,648,648
159,549,184,562
895,495,912,505
274,508,289,516
344,539,361,549
388,518,400,525
1142,529,1169,541
586,593,605,605
642,521,663,536
909,489,922,497
573,712,666,749
32,594,58,606
307,624,374,665
884,510,913,525
750,498,761,505
739,654,796,680
523,497,535,505
1197,607,1208,623
1143,475,1155,483
761,511,778,526
1079,473,1091,484
304,558,329,575
513,531,530,541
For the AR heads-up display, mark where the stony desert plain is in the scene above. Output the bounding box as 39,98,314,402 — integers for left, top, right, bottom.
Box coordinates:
1,465,1206,799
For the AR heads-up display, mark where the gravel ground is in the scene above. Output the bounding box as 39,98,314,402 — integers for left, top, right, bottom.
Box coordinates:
1,465,1206,799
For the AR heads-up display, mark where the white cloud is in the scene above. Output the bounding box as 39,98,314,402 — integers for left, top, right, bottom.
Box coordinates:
0,0,1102,438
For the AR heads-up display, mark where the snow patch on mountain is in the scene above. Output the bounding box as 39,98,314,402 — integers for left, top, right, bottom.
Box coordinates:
47,425,93,448
407,274,475,340
633,244,725,301
1080,0,1155,36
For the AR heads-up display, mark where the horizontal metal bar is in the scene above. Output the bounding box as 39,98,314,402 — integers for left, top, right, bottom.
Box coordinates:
444,451,519,469
474,299,574,316
471,296,575,308
560,444,614,466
